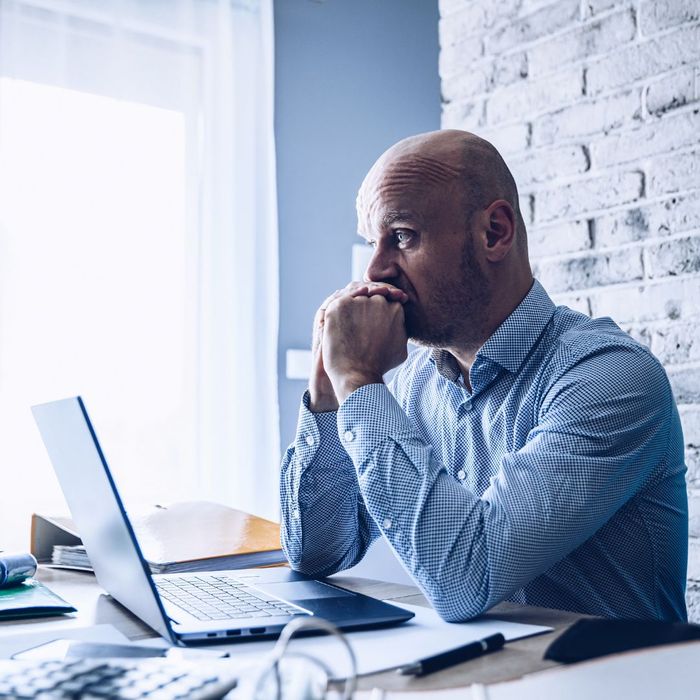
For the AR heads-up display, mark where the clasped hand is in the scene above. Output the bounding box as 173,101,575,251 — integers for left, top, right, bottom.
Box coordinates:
309,282,409,412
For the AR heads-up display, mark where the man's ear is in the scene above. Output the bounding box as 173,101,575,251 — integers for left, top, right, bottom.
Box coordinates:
482,200,516,262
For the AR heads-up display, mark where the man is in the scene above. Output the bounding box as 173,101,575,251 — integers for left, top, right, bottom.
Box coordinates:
280,129,688,621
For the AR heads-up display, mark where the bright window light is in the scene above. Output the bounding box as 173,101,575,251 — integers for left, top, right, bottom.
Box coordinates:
0,78,193,550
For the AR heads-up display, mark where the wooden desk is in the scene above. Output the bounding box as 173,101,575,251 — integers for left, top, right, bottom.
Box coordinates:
1,567,588,693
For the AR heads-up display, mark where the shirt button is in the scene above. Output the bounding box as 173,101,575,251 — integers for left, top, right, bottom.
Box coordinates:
293,508,300,519
383,518,392,530
457,470,466,481
305,435,315,447
343,430,355,443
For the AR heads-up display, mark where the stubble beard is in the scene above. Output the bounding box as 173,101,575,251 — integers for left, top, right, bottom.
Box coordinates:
405,237,491,349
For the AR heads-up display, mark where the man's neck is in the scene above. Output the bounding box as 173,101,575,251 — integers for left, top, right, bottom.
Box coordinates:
444,275,535,391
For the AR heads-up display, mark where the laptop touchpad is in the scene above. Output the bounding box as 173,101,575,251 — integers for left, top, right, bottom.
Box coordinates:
256,581,352,601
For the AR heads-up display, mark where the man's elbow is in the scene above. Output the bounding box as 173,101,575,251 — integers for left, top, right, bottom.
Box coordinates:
421,572,494,622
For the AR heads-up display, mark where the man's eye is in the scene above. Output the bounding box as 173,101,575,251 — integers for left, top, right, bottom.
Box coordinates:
395,230,412,246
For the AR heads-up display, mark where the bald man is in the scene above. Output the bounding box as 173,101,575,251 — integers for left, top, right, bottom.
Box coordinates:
280,130,688,622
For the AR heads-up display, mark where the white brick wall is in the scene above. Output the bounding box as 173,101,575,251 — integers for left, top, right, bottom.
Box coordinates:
439,0,700,620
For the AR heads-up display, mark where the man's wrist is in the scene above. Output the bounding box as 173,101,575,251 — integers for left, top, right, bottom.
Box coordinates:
308,392,340,413
334,372,384,404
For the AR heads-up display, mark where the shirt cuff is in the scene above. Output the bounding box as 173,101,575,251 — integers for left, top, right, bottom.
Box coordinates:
336,383,414,466
293,390,347,468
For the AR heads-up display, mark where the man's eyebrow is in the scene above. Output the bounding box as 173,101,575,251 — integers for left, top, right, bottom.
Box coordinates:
381,211,420,226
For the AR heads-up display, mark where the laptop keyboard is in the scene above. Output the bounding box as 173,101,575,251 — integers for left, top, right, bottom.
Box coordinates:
155,574,309,621
0,657,238,699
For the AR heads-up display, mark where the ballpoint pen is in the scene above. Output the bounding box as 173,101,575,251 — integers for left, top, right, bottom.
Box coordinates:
397,632,506,677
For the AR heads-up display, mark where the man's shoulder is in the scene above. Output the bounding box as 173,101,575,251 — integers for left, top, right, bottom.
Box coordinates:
542,306,669,393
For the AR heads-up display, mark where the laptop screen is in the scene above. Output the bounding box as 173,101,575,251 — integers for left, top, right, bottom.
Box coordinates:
32,397,177,644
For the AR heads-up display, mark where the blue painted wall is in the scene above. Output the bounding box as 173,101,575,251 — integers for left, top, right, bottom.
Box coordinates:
274,0,440,453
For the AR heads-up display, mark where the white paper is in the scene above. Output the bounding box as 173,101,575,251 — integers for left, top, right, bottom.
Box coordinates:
0,623,129,660
143,601,552,679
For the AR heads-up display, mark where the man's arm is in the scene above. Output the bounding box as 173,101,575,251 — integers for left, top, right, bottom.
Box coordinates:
335,347,676,621
279,392,379,576
280,282,407,575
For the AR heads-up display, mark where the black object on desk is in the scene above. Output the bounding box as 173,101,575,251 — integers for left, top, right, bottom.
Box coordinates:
544,618,700,663
398,632,506,677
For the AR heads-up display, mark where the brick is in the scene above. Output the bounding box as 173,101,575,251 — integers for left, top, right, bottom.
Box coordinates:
476,123,531,156
582,0,624,18
688,447,700,486
691,491,700,538
438,0,470,19
487,0,580,55
533,249,643,293
528,10,636,76
528,219,592,258
589,277,700,324
652,322,700,365
442,67,492,103
646,67,697,116
522,0,563,13
669,367,700,404
590,109,700,169
649,150,700,197
536,170,643,222
487,67,584,124
586,24,700,95
531,89,641,147
493,51,529,86
441,99,485,130
689,538,700,582
439,0,522,44
639,0,700,36
680,408,700,448
440,36,485,79
510,145,589,188
647,235,700,279
549,292,592,315
595,196,700,248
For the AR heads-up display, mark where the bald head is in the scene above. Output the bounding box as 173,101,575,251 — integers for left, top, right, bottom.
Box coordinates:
357,129,527,253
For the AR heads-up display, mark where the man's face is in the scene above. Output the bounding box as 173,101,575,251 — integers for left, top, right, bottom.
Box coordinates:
357,156,491,349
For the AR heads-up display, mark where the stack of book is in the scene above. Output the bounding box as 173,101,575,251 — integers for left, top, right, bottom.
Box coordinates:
32,501,287,574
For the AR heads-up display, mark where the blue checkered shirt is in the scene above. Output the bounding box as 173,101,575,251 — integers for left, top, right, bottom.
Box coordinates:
280,280,688,621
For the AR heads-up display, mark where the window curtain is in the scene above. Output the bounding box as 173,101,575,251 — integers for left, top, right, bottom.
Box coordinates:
0,0,280,542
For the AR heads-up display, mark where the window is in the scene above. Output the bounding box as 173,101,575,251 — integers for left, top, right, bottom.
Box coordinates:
0,0,279,551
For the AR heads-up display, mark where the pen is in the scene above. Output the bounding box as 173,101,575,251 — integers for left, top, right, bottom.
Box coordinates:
398,632,505,677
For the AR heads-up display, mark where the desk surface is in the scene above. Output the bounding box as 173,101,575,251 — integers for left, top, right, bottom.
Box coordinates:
0,567,588,692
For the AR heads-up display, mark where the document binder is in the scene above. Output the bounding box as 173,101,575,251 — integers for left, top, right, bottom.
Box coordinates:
31,501,286,574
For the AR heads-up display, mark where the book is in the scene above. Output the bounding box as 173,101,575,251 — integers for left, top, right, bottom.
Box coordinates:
0,579,76,620
32,501,287,575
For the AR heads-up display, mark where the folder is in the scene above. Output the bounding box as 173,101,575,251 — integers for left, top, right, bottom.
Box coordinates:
31,501,286,574
0,580,76,620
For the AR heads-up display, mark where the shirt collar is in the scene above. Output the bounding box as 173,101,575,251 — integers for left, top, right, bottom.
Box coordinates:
431,279,556,379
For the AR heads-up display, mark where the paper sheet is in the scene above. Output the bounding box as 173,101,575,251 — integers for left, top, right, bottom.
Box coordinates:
143,601,552,678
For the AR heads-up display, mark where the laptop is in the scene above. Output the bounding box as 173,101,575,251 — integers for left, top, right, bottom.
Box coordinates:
32,396,414,645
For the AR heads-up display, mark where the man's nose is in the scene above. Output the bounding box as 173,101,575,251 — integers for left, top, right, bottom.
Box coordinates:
364,245,399,283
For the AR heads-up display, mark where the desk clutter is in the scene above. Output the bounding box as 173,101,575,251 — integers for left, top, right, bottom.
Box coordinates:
0,553,75,621
31,501,286,574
